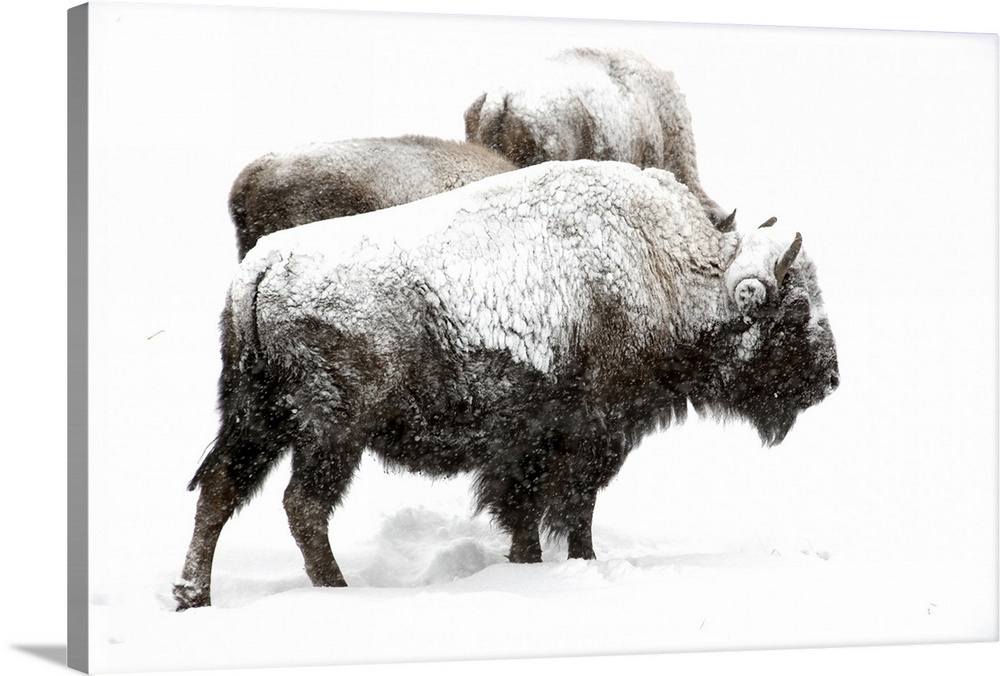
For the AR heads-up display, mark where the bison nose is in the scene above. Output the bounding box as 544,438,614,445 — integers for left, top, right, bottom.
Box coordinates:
829,371,840,392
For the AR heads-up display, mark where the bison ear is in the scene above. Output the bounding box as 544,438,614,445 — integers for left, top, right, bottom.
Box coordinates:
464,93,487,141
716,209,737,233
733,278,767,320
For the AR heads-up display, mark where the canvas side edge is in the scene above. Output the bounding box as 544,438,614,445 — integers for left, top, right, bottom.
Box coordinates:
68,3,89,673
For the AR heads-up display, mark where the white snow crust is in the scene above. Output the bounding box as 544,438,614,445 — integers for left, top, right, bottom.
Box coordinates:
237,161,722,375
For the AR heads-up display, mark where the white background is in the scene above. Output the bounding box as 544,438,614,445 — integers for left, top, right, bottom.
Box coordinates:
2,1,998,675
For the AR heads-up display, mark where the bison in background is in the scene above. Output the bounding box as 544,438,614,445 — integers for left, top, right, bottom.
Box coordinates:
228,135,516,259
174,160,838,610
465,47,729,227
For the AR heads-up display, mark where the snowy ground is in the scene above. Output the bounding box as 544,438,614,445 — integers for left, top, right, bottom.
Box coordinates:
78,2,996,674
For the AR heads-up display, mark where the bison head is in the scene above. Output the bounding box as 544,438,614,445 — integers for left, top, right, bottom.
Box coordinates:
717,222,839,445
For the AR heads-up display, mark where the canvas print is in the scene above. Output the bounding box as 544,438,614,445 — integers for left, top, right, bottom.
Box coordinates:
69,1,998,673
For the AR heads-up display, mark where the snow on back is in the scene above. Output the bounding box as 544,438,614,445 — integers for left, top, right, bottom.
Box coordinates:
233,160,699,374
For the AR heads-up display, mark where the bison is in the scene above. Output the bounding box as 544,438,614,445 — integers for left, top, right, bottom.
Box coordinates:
464,47,729,226
228,135,516,259
174,160,838,610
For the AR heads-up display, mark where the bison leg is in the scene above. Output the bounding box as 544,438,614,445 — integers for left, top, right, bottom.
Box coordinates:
499,488,545,564
174,462,240,610
476,450,547,564
283,441,363,588
507,517,544,564
565,488,598,560
542,429,625,561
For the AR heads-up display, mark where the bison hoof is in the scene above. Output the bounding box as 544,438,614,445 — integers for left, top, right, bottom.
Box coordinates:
567,547,596,561
507,544,543,564
173,581,209,611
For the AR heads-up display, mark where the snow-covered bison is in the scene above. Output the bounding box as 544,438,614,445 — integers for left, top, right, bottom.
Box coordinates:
174,160,838,610
228,135,516,259
464,47,728,226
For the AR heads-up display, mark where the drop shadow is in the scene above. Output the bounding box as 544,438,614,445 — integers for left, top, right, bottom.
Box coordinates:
11,644,66,667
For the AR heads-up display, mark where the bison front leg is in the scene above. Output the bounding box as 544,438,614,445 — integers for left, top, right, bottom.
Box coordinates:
174,463,240,610
507,515,544,564
544,430,625,561
477,449,547,564
283,442,363,588
565,488,598,560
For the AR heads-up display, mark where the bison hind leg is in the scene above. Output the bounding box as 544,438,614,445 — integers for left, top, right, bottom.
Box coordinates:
283,426,366,588
174,460,243,611
174,398,292,610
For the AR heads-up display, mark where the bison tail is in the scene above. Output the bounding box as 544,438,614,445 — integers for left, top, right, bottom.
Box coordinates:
185,406,290,504
187,298,293,508
186,355,294,507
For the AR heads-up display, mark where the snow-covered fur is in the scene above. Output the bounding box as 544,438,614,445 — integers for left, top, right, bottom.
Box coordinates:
174,160,838,609
465,47,728,227
228,135,516,259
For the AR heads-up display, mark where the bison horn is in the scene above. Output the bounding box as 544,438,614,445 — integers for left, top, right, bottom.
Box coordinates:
717,209,737,232
758,217,778,229
773,232,803,286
